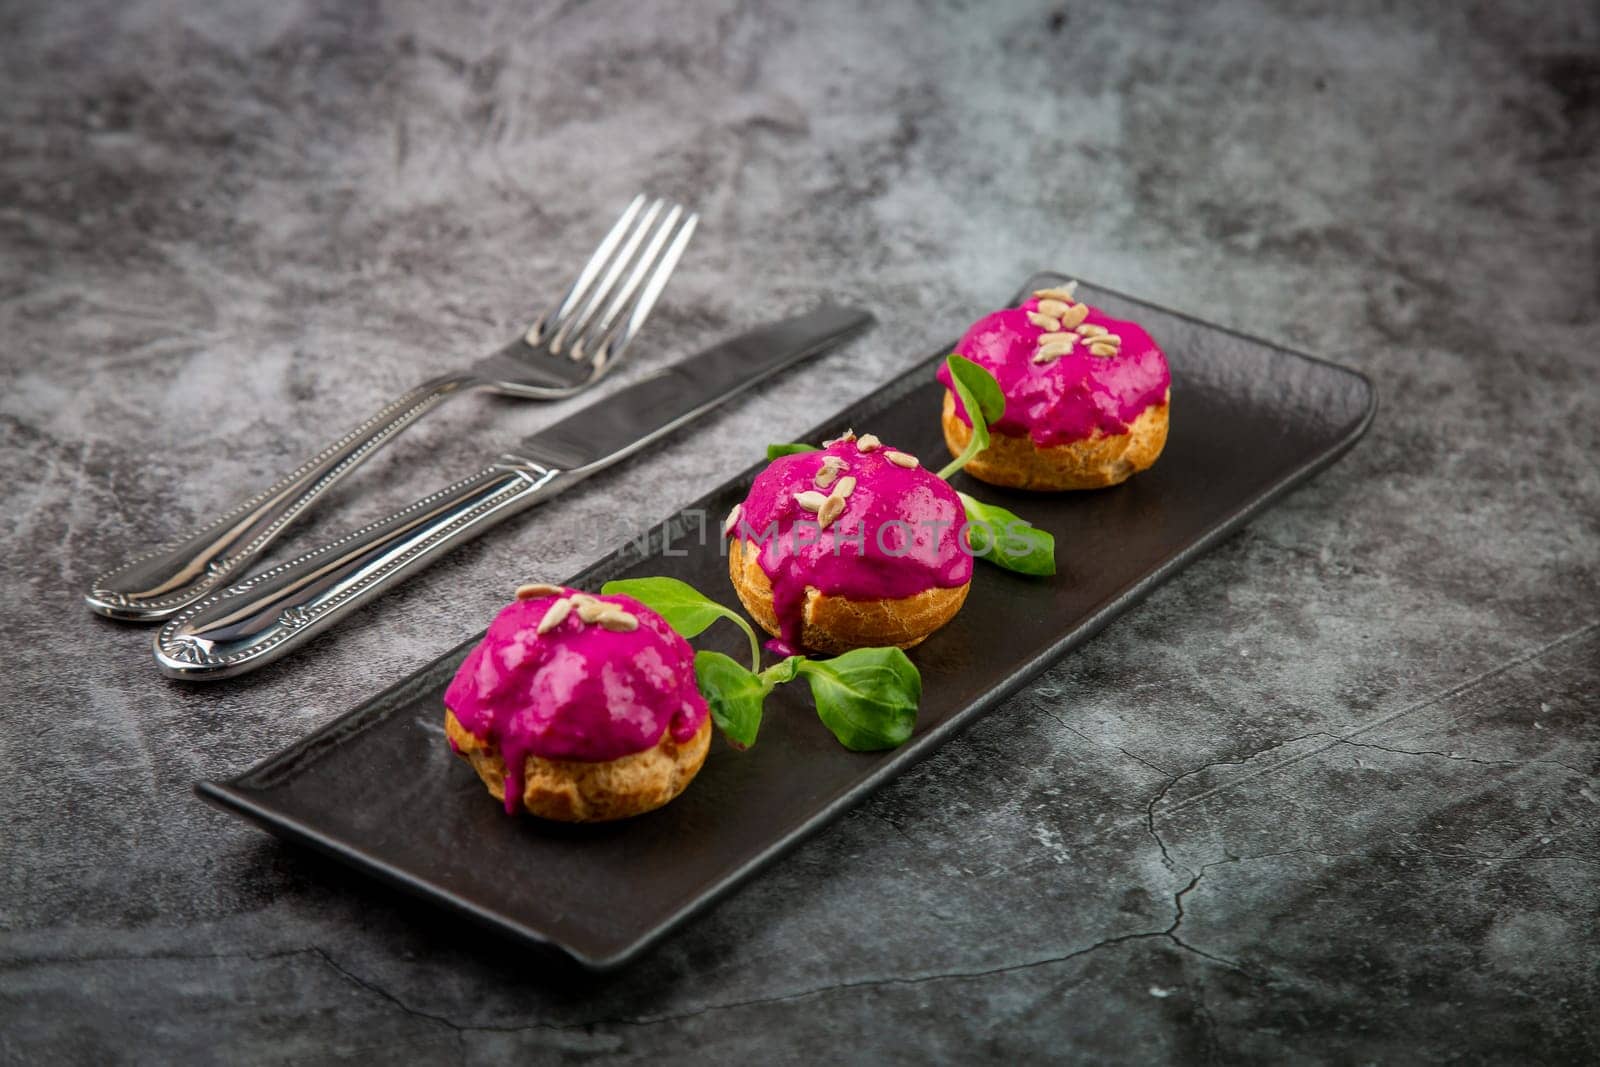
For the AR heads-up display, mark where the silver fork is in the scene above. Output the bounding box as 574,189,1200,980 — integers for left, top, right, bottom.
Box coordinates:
85,195,697,622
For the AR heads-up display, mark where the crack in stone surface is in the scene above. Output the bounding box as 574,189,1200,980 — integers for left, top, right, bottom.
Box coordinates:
1152,620,1600,823
1040,708,1098,749
0,922,1258,1036
1159,862,1265,980
1119,745,1178,780
1321,736,1588,778
1142,732,1323,871
1135,620,1599,869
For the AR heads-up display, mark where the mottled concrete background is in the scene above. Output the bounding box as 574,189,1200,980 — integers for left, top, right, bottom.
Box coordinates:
2,0,1596,1062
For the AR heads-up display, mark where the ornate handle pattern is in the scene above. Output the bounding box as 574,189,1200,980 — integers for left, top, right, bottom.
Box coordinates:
86,376,475,621
153,456,561,680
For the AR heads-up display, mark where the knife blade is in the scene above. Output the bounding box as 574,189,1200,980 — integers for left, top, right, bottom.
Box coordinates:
508,302,871,474
152,303,874,680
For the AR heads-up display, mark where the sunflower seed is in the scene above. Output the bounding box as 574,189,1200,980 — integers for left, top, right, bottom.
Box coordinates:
885,450,919,468
723,504,742,537
597,610,639,633
795,490,828,512
856,434,882,452
1037,331,1079,346
536,597,573,634
1059,303,1090,329
834,475,857,498
1027,312,1062,331
817,494,845,529
1036,298,1072,319
515,582,565,600
1089,342,1118,357
1032,284,1079,301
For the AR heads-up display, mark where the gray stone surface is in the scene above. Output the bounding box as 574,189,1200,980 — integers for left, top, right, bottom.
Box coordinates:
2,0,1596,1062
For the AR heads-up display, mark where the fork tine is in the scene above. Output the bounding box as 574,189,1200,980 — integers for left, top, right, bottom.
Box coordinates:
550,198,665,356
588,210,698,371
569,203,684,358
528,193,645,346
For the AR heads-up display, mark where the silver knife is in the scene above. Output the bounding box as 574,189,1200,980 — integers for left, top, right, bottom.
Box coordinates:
152,303,873,680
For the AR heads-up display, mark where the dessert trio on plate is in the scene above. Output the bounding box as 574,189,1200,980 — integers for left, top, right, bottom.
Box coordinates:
445,283,1172,820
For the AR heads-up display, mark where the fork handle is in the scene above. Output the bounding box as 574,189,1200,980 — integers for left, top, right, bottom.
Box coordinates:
153,457,562,680
85,375,475,621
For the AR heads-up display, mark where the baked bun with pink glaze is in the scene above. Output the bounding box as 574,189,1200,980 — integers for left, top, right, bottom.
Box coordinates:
444,585,711,822
938,284,1171,490
724,432,972,655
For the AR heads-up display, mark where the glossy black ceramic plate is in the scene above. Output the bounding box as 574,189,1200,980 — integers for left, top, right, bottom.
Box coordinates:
198,273,1376,970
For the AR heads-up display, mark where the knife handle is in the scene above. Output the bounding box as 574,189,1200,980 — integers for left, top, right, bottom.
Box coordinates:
85,375,476,623
153,457,562,680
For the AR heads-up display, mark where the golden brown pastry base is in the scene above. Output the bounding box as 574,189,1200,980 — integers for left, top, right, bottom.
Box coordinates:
445,710,711,822
728,537,969,653
941,389,1170,490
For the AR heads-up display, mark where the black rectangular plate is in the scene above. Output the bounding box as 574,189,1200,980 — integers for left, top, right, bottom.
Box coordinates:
198,273,1376,970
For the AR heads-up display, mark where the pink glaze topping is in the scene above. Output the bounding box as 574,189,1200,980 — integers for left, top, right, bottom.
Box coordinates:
444,590,708,812
729,437,973,654
937,296,1170,447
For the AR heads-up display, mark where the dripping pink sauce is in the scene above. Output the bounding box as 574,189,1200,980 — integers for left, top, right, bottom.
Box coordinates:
937,297,1171,447
730,439,973,655
444,590,708,813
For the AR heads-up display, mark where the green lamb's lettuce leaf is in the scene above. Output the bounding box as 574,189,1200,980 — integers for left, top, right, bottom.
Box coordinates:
929,355,1055,575
766,442,820,460
609,576,922,755
938,354,1006,479
601,576,761,672
796,647,921,751
959,492,1056,576
693,650,771,750
759,655,804,687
